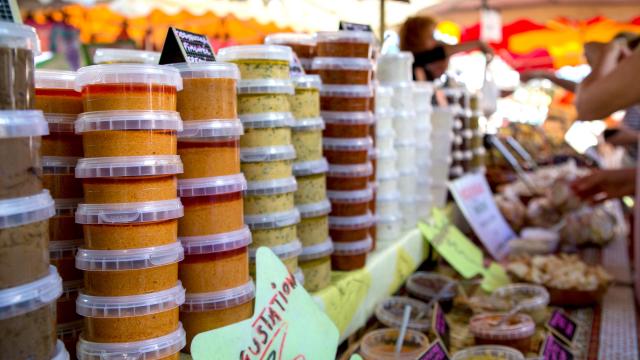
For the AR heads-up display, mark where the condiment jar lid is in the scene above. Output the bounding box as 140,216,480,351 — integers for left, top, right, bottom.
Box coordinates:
293,158,329,176
237,79,294,95
240,144,296,163
376,213,403,224
49,239,82,260
320,84,373,98
297,198,332,219
291,116,325,131
399,167,418,177
75,155,183,178
36,70,77,90
92,48,160,65
395,138,416,148
392,110,416,119
44,113,78,133
376,85,394,97
180,226,252,255
469,313,536,340
327,187,373,203
77,324,186,360
375,296,432,332
54,198,81,215
264,33,317,46
329,211,374,230
76,198,184,225
0,190,55,229
217,45,292,62
245,208,300,230
239,111,295,129
492,283,550,310
406,272,457,300
292,74,322,90
250,240,302,260
312,57,373,70
316,31,375,44
322,111,374,125
75,64,183,91
245,176,297,196
76,282,185,317
178,173,247,197
51,340,70,360
169,61,240,80
377,169,399,181
333,236,372,255
43,156,78,174
327,162,373,178
75,110,183,133
0,110,48,138
451,346,525,360
57,319,83,338
376,191,401,203
0,22,40,53
299,238,334,261
181,280,255,312
178,119,244,139
0,265,62,320
60,280,83,301
323,136,373,151
76,242,184,271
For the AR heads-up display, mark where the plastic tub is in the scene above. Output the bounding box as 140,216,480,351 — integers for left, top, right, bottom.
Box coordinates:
290,74,321,119
375,107,394,133
41,156,81,198
76,64,182,111
328,186,373,216
416,193,432,221
376,127,395,153
50,198,82,242
240,144,296,181
50,239,83,281
392,110,416,141
177,119,243,178
376,170,399,196
0,22,39,110
57,320,83,360
395,140,417,172
76,110,182,157
377,52,414,84
264,33,317,58
431,158,451,185
327,161,373,190
245,208,300,248
413,81,434,111
78,282,184,342
244,176,297,215
376,213,403,244
57,279,83,324
239,111,293,147
92,48,160,65
375,86,393,111
297,203,330,247
249,240,303,275
329,211,374,243
77,323,186,360
295,170,327,205
320,84,373,111
316,31,375,58
360,328,429,360
312,57,373,85
398,168,418,197
0,266,62,360
332,234,372,271
42,114,83,156
299,238,333,292
51,339,70,360
178,173,246,236
431,182,449,208
469,313,536,354
77,198,183,250
35,70,82,114
179,226,251,293
406,272,457,312
400,197,418,231
323,136,372,164
376,150,397,180
452,346,525,360
490,284,550,325
291,119,324,161
236,79,294,115
375,296,432,332
323,110,374,138
217,45,292,80
390,82,414,110
376,191,400,216
170,61,239,120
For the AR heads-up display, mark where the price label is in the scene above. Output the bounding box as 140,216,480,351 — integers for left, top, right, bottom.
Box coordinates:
159,27,215,65
431,303,450,351
540,335,575,360
419,340,450,360
546,309,579,345
339,21,373,32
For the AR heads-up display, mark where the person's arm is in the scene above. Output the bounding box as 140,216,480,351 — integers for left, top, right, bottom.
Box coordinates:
520,70,578,92
605,127,640,146
571,168,636,202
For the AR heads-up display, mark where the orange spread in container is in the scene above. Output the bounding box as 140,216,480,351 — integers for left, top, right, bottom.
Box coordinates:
42,132,83,157
84,263,179,296
82,130,177,157
50,215,82,241
82,84,177,112
84,308,179,343
179,192,244,236
35,88,83,114
179,247,249,293
177,78,237,120
43,173,83,199
177,140,240,179
83,175,177,203
181,301,253,353
84,220,178,250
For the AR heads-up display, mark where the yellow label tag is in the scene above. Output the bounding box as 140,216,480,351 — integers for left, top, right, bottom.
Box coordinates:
480,262,511,292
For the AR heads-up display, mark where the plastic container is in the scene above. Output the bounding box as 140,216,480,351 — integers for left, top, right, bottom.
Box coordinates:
76,110,182,157
177,119,243,178
35,70,82,114
76,64,182,111
416,193,432,222
320,84,373,111
400,197,418,231
375,86,394,112
170,61,239,120
413,81,434,112
239,111,293,148
92,48,161,65
406,272,457,312
77,282,184,342
41,156,81,198
42,114,83,156
398,168,418,197
375,107,394,133
376,171,399,196
291,121,324,162
469,313,536,354
236,79,294,115
390,82,414,110
328,186,373,216
0,265,62,360
290,74,321,119
490,284,550,325
57,320,83,360
77,198,183,250
180,280,255,353
217,45,292,80
392,110,416,141
50,239,83,281
316,31,375,58
178,173,247,237
249,240,303,275
245,208,301,248
297,208,330,247
376,127,395,153
57,279,83,324
360,328,429,360
376,150,397,180
323,136,372,165
0,22,39,110
375,296,432,332
179,226,251,293
329,211,374,243
322,110,374,138
299,238,333,292
312,57,373,85
332,234,371,270
51,339,70,360
376,189,400,215
376,213,403,244
377,52,414,84
295,169,328,206
452,346,525,360
264,33,317,58
395,139,417,172
244,176,297,215
327,161,373,191
240,144,296,181
77,323,186,360
50,198,82,242
431,182,449,209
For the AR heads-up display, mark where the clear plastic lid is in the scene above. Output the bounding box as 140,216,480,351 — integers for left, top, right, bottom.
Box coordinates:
469,313,536,340
181,280,255,312
333,235,372,255
245,208,300,230
52,340,70,360
60,280,83,301
406,272,457,299
368,147,378,160
299,238,333,261
75,155,183,178
293,158,329,177
178,119,244,139
0,190,55,229
297,198,332,219
44,113,78,133
169,61,239,80
76,282,185,318
452,346,525,360
399,167,418,177
245,176,297,196
0,266,62,320
312,57,373,70
239,111,295,129
329,211,374,230
75,64,183,90
320,84,373,98
57,319,83,338
92,48,161,65
316,31,375,44
327,187,373,203
292,74,322,90
35,70,77,90
42,156,78,174
376,191,401,203
237,79,294,95
376,127,395,139
0,22,40,53
180,226,252,255
492,283,550,310
178,173,247,197
322,111,374,125
76,242,184,271
0,110,48,138
249,240,302,260
376,85,394,96
375,296,432,332
75,110,183,133
327,161,373,178
54,198,81,214
291,116,325,131
392,110,416,119
240,144,296,162
77,323,186,360
217,45,292,62
376,213,403,224
49,239,82,260
264,33,317,46
377,149,397,160
323,136,373,151
377,169,399,182
395,138,416,148
76,198,184,225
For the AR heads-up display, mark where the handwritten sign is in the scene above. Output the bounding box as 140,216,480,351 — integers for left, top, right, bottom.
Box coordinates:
159,27,215,65
419,340,450,360
191,247,339,360
546,309,579,345
431,303,450,351
339,21,373,32
449,173,516,260
540,335,575,360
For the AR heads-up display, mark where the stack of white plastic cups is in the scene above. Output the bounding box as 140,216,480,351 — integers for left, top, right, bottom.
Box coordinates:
412,82,434,221
429,105,455,208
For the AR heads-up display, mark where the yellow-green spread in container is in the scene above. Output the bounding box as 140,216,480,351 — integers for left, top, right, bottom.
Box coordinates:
240,144,296,181
244,177,297,215
217,45,291,80
245,208,300,247
299,238,333,292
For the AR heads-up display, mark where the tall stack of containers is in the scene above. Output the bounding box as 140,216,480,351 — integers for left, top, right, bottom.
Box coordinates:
315,30,376,271
0,23,67,360
430,102,455,208
169,62,255,353
469,93,487,172
264,33,317,73
458,89,474,175
445,87,465,179
412,82,434,221
218,45,304,284
73,64,187,359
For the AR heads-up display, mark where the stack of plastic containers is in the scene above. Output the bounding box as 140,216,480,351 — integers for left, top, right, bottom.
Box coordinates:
430,102,455,209
469,93,487,172
0,23,67,359
169,62,255,353
73,64,187,359
412,82,434,222
315,30,376,271
445,87,465,180
264,33,317,72
218,45,304,284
